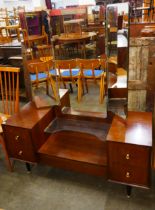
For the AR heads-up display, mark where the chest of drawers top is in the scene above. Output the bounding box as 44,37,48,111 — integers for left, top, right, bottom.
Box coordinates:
5,102,52,129
106,111,152,147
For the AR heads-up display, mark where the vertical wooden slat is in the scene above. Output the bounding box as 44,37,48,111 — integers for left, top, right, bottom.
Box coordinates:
15,72,19,113
8,71,12,114
0,72,5,113
12,72,15,114
4,71,8,114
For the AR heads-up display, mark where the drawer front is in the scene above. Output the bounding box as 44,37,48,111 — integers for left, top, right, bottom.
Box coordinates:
108,142,150,167
108,164,150,187
4,126,36,162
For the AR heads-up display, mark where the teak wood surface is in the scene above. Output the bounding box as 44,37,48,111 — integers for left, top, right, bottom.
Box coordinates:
2,89,153,190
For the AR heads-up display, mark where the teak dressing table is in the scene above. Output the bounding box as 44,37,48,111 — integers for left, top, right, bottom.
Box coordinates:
2,89,152,197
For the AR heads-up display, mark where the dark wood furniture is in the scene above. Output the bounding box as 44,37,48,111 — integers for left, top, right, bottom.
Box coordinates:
2,89,152,196
19,11,42,36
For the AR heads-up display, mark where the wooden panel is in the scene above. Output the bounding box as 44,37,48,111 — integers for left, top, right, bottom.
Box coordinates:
128,38,149,111
39,154,107,177
38,132,107,166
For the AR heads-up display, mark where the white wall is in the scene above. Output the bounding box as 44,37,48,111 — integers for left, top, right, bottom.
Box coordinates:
0,0,47,11
0,0,96,11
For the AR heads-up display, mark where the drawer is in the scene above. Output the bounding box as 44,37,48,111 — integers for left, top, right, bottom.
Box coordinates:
3,126,36,162
108,164,150,187
108,142,151,168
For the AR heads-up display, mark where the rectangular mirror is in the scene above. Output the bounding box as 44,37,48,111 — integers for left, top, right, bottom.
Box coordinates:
106,2,129,118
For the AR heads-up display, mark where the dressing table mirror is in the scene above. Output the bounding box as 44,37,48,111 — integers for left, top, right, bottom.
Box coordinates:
106,2,129,117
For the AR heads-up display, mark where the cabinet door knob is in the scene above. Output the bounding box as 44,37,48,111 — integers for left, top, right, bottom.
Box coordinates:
126,172,130,178
18,150,23,156
126,154,130,160
15,135,20,141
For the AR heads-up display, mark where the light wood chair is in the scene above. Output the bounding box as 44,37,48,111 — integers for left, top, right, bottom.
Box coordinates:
76,58,106,103
21,29,34,59
36,44,53,62
0,66,20,171
54,59,82,102
27,60,59,101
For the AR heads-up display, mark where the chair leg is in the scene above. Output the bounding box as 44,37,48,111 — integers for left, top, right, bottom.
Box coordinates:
46,80,49,95
49,77,59,101
84,78,88,93
0,136,13,171
77,78,82,103
99,76,105,104
69,83,73,93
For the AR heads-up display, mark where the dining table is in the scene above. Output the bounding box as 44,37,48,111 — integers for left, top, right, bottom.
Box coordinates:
23,34,48,48
52,32,97,58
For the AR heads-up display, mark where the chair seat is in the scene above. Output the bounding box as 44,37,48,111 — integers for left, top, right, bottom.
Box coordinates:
30,72,47,81
61,69,80,77
50,69,57,75
84,69,103,77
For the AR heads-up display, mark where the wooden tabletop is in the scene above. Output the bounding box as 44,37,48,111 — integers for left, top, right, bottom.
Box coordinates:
106,112,152,147
24,34,47,42
53,32,96,42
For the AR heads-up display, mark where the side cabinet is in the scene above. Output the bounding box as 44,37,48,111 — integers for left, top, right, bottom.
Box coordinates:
2,102,55,164
106,112,152,189
2,126,36,163
108,142,151,188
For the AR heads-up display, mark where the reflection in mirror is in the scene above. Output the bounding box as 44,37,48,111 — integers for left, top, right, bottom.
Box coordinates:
106,2,129,118
23,44,60,109
87,5,104,25
23,6,107,115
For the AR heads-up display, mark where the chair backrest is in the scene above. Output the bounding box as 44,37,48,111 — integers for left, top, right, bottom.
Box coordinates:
76,58,104,77
27,59,53,77
54,60,77,77
37,44,53,59
0,34,12,44
0,66,20,115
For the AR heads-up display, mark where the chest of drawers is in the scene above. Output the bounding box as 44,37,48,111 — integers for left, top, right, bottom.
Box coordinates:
106,112,152,189
2,102,54,163
108,142,151,187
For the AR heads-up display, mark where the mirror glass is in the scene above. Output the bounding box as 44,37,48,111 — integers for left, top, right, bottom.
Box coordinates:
23,6,107,114
106,2,129,118
87,5,104,25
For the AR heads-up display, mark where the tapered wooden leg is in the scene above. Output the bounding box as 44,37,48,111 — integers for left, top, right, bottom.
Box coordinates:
25,162,31,173
99,76,105,104
49,77,59,101
77,78,82,103
69,83,73,93
126,185,132,198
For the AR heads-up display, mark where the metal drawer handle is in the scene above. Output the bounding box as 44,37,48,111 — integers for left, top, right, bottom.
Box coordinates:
126,154,130,160
15,135,20,141
126,172,130,178
18,150,23,156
